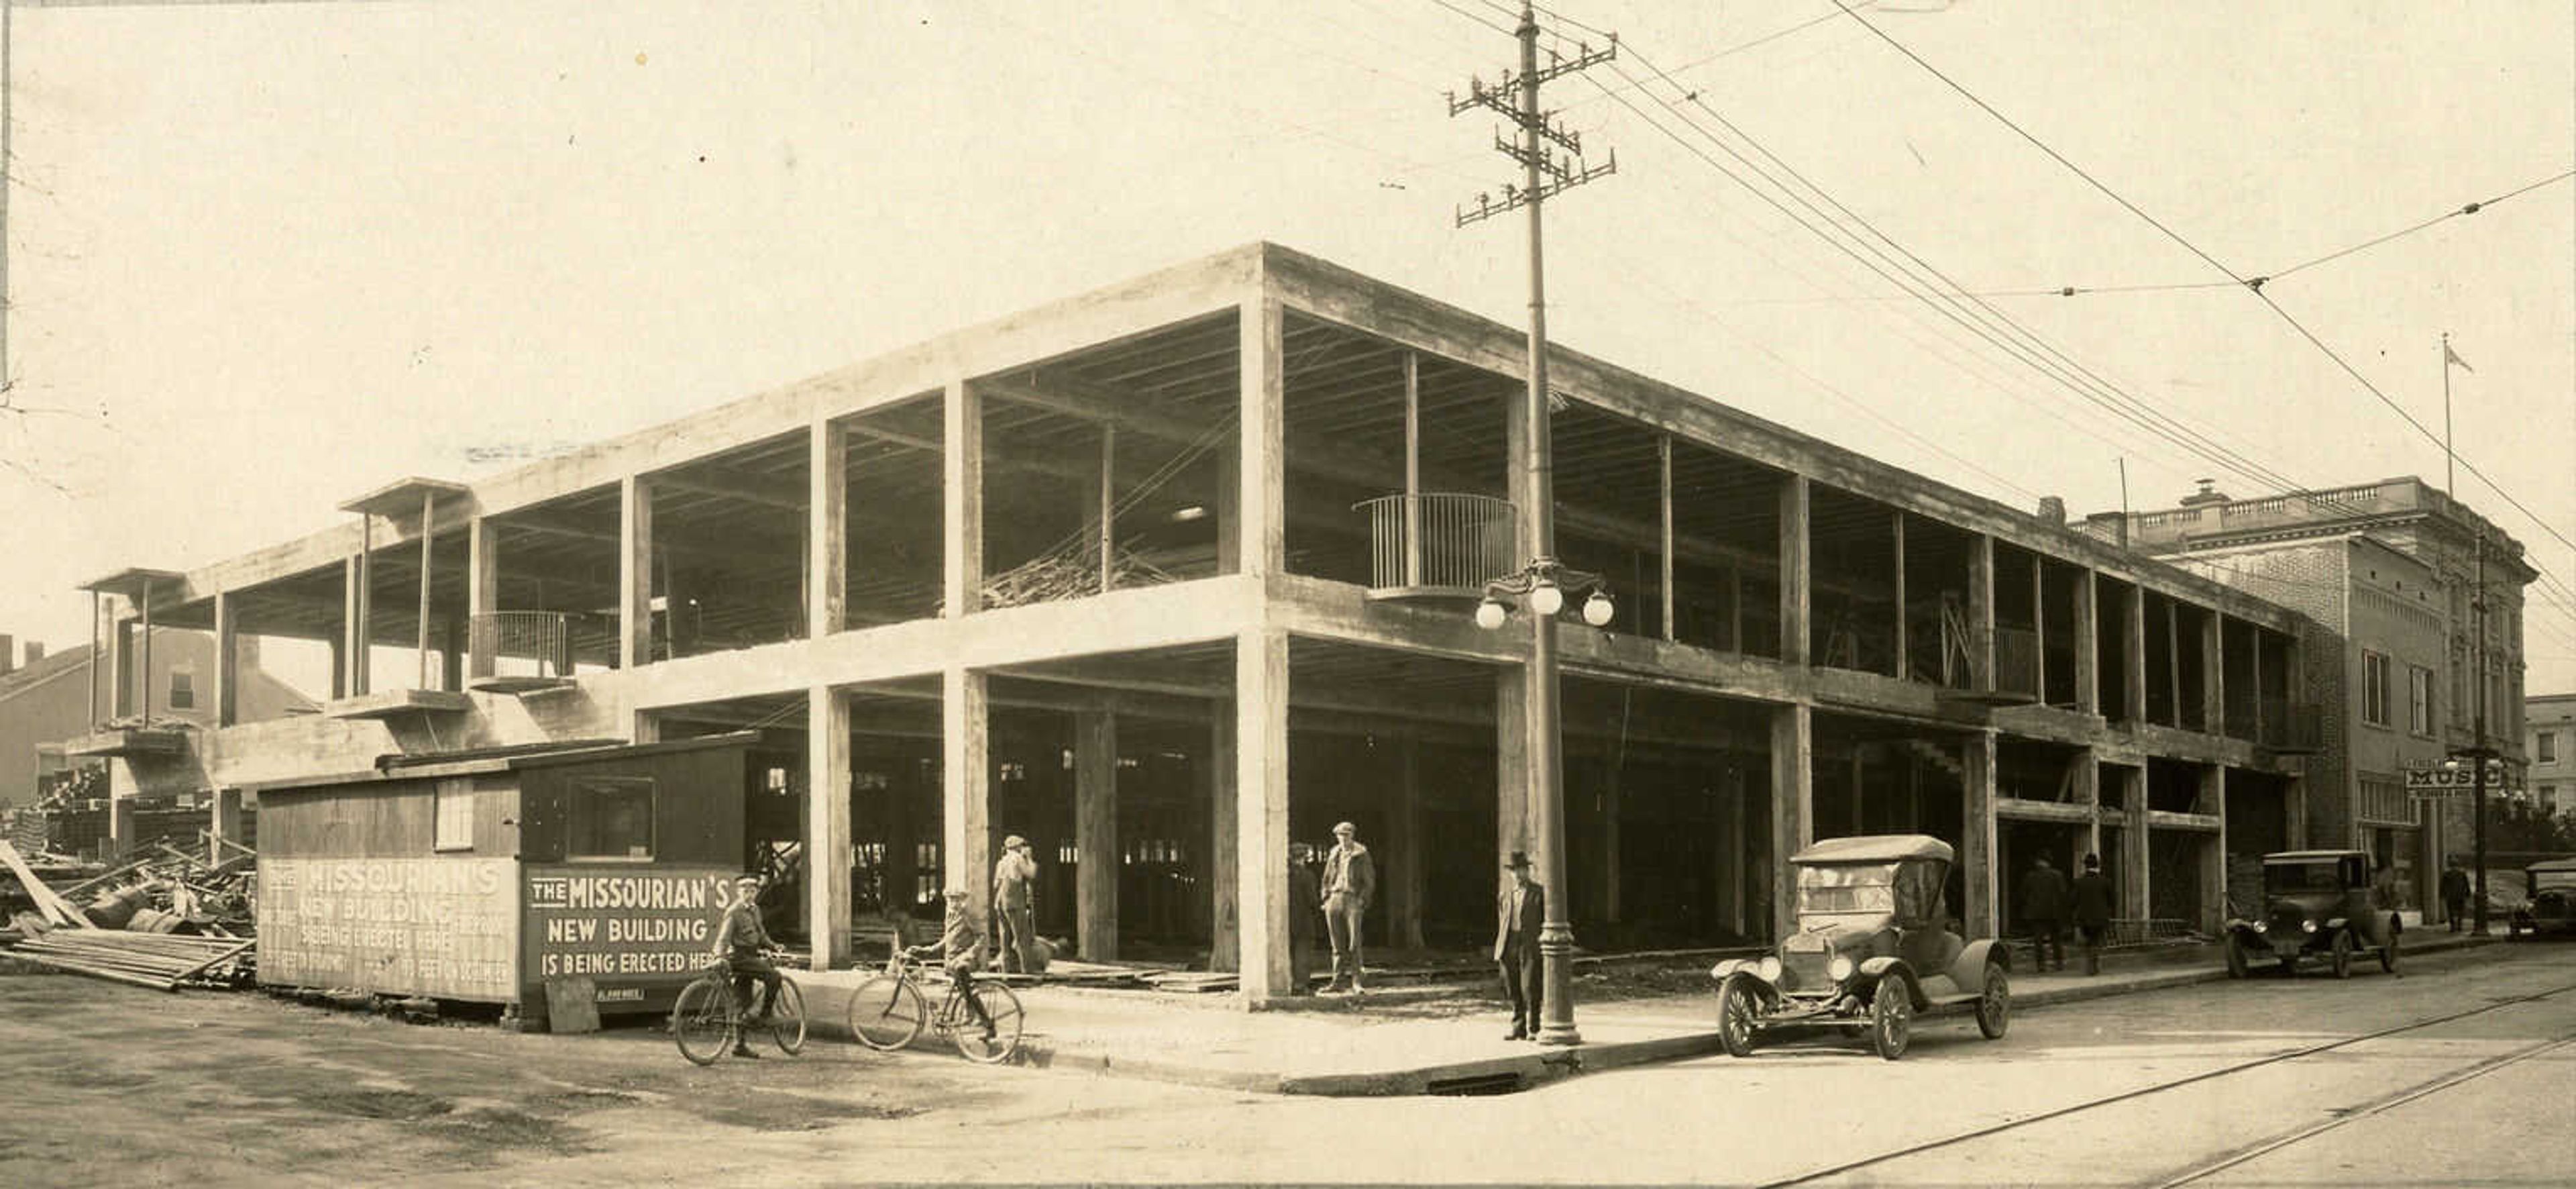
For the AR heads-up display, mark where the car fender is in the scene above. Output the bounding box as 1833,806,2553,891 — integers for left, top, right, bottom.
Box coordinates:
2323,916,2351,933
1937,938,2005,998
1856,956,1923,1009
1709,959,1781,1001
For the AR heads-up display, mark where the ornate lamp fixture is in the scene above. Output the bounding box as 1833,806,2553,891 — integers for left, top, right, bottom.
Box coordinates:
1474,557,1615,630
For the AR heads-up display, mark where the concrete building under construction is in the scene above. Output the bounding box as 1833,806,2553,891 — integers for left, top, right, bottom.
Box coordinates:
62,244,2348,1004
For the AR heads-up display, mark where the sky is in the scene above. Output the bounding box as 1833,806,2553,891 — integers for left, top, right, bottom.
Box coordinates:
0,0,2570,694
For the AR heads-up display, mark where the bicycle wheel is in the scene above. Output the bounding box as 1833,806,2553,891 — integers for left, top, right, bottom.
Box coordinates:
670,977,734,1066
845,974,926,1051
767,976,808,1055
951,982,1024,1064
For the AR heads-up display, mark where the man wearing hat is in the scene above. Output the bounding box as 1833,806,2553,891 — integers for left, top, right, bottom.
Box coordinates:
1320,821,1376,993
1495,850,1545,1040
992,835,1040,974
907,888,996,1039
711,874,782,1059
2071,853,2114,977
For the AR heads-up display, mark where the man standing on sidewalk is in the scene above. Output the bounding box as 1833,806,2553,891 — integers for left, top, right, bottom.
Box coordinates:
992,835,1039,973
2070,854,2114,976
1320,821,1375,993
2441,858,2471,933
1495,850,1544,1040
2017,854,2069,973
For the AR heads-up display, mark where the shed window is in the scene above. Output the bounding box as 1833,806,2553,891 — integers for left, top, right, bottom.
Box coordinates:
433,780,474,852
568,777,656,860
168,670,196,710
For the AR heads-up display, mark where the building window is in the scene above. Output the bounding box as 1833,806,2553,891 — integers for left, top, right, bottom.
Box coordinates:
2360,776,2414,825
434,779,474,852
2361,652,2390,727
567,777,655,860
2538,784,2559,813
168,670,196,711
2540,732,2559,764
2408,666,2434,736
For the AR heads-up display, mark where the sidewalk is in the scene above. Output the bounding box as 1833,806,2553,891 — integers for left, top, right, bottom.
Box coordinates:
791,931,2496,1098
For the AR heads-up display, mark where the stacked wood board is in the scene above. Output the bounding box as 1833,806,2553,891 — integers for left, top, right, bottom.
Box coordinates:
7,928,256,991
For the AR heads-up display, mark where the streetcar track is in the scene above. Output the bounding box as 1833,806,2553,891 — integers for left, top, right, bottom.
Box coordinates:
1757,977,2576,1188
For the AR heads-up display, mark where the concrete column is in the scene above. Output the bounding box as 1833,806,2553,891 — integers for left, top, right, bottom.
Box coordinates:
467,517,497,680
1600,742,1623,925
1387,731,1427,949
1097,425,1117,593
1778,475,1811,666
1239,295,1285,580
2076,753,2102,859
1235,627,1291,1004
111,617,134,718
1962,730,1998,938
440,618,464,692
811,417,847,637
2032,556,2047,705
2286,772,2308,849
2122,766,2152,921
619,476,653,670
943,668,991,926
207,787,244,864
2125,584,2149,723
1074,708,1118,960
327,635,346,703
2203,613,2225,734
353,519,372,696
109,792,134,855
1497,666,1531,858
806,685,852,970
2073,571,2100,715
1209,711,1239,972
945,379,985,617
1719,764,1746,935
1891,512,1909,680
1769,703,1813,943
1658,435,1676,641
415,491,436,690
2201,765,2228,932
340,555,364,699
211,590,239,727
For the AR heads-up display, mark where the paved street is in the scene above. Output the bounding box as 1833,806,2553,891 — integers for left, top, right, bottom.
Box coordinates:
4,942,2570,1187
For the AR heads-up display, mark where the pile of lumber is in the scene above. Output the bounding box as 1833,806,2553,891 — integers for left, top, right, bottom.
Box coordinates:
7,925,255,991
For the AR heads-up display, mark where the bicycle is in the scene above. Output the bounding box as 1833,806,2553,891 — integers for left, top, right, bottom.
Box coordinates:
670,949,808,1066
845,951,1024,1064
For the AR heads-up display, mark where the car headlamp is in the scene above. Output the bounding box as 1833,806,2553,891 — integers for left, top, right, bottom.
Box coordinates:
1758,956,1782,982
2301,919,2318,933
1827,955,1854,982
2251,921,2267,933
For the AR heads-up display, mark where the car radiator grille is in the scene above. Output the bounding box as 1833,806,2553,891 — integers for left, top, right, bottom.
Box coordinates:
1782,950,1831,992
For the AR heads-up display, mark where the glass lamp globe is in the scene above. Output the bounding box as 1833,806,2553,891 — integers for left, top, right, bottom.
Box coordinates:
1474,599,1508,630
1527,580,1564,617
1581,590,1615,626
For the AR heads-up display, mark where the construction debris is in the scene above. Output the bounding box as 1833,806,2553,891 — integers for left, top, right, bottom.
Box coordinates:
1,833,260,989
7,924,255,991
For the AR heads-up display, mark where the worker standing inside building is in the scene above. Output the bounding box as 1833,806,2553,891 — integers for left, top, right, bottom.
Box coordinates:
1320,821,1375,994
992,835,1040,974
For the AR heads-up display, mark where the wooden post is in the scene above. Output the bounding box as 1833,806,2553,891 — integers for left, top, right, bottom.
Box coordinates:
467,517,497,680
945,379,985,617
1891,511,1909,680
1962,730,1999,938
2074,570,2100,715
1209,710,1239,972
211,590,239,728
943,668,993,944
806,685,852,970
1236,627,1291,1004
207,787,244,866
2122,765,2151,921
1658,434,1675,641
1778,474,1811,666
1388,730,1427,949
812,416,848,637
619,476,653,670
1075,708,1119,960
1770,703,1813,943
1970,535,1996,694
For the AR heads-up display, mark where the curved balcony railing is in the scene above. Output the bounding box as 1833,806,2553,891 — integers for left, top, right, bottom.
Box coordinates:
468,611,581,688
1353,493,1516,599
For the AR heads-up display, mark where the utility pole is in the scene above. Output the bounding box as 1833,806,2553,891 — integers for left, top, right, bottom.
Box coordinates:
1451,1,1616,1048
2471,527,2490,934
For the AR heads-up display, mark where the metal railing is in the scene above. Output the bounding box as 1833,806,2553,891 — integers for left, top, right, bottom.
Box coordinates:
1353,493,1516,595
468,611,579,680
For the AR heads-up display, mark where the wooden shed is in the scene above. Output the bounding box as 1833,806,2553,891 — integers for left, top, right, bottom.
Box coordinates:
251,732,761,1029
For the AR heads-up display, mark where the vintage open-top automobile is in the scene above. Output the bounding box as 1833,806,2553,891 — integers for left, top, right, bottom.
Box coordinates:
1708,834,2009,1060
2508,857,2576,939
2223,849,2398,978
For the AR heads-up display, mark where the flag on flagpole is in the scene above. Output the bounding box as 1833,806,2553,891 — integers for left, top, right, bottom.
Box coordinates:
2445,340,2474,373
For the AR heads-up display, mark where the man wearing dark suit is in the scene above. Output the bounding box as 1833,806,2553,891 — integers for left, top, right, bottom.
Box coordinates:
1495,850,1544,1041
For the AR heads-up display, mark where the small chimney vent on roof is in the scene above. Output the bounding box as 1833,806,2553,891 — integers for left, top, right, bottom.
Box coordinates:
23,641,43,666
2035,496,2067,525
2180,477,2231,507
0,633,13,677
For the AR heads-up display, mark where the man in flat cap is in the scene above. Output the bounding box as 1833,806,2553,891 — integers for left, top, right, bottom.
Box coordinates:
1320,821,1375,993
1495,850,1544,1040
992,834,1039,974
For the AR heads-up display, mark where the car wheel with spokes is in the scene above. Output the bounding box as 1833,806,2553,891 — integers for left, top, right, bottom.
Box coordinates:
1715,974,1762,1057
2330,929,2353,979
1869,982,1912,1061
1975,966,2010,1040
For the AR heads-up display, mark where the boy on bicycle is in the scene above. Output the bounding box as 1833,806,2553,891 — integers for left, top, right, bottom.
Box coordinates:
713,874,782,1058
906,887,996,1039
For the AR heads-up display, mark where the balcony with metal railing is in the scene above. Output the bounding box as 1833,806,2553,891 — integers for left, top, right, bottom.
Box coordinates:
1354,493,1517,601
468,611,587,692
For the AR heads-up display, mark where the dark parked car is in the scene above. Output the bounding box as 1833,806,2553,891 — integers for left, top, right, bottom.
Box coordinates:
2508,858,2576,939
1707,835,2009,1061
2223,850,2398,978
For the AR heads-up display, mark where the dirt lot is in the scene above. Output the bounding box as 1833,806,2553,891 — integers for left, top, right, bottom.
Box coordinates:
0,964,1055,1187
